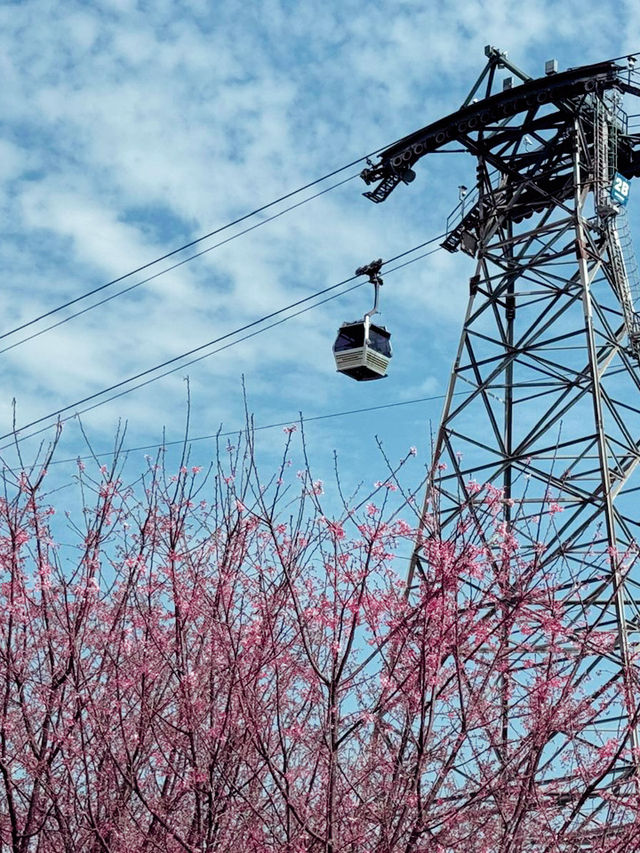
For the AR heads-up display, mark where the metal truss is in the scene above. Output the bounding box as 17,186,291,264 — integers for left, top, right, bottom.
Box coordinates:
365,48,640,843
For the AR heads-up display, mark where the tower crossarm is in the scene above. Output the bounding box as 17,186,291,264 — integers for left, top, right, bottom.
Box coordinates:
361,59,630,203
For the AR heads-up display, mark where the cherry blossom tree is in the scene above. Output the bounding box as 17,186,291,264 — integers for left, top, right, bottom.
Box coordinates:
0,425,637,851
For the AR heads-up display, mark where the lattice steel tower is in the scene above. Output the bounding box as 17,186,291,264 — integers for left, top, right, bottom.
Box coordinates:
363,49,640,844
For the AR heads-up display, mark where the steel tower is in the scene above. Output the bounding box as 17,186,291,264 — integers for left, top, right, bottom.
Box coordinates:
363,49,640,844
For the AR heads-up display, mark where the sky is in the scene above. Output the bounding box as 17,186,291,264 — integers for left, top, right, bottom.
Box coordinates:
2,0,640,493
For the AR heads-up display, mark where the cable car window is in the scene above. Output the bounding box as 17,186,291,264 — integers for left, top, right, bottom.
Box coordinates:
334,324,365,351
369,328,392,357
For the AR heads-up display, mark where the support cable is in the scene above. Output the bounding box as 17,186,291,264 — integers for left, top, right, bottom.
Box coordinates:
0,156,385,344
6,50,640,352
0,173,358,357
0,240,445,448
0,122,452,346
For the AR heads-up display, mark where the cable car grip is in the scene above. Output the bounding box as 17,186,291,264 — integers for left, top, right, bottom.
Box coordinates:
355,258,384,343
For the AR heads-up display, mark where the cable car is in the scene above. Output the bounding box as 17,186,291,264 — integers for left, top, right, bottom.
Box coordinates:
333,259,392,381
333,318,392,380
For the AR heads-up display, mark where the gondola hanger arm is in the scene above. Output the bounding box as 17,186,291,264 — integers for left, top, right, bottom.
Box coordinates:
355,258,384,320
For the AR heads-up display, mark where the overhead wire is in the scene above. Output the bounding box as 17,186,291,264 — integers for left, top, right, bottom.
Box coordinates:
0,69,488,451
6,48,639,354
17,55,635,459
609,50,640,64
16,50,638,459
46,389,466,467
0,172,359,358
0,240,446,450
1,278,368,451
0,153,386,345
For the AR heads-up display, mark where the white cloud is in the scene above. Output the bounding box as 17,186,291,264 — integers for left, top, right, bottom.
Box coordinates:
0,0,634,474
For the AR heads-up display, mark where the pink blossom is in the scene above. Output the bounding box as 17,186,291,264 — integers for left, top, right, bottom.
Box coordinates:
374,480,398,491
393,519,413,536
325,520,345,541
597,739,618,760
0,426,627,851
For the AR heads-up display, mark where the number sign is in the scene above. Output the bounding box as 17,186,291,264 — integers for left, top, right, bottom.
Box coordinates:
611,173,631,206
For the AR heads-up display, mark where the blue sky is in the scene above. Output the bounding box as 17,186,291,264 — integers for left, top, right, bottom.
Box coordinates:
1,0,639,489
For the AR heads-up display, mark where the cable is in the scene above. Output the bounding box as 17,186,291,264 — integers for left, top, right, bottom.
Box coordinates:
0,127,411,347
13,52,637,442
6,50,638,353
609,50,640,64
0,159,378,345
0,240,445,448
6,278,370,450
4,243,443,450
1,243,444,449
46,389,466,467
0,173,359,358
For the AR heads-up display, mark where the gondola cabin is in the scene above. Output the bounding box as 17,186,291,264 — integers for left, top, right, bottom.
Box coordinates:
333,318,392,381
